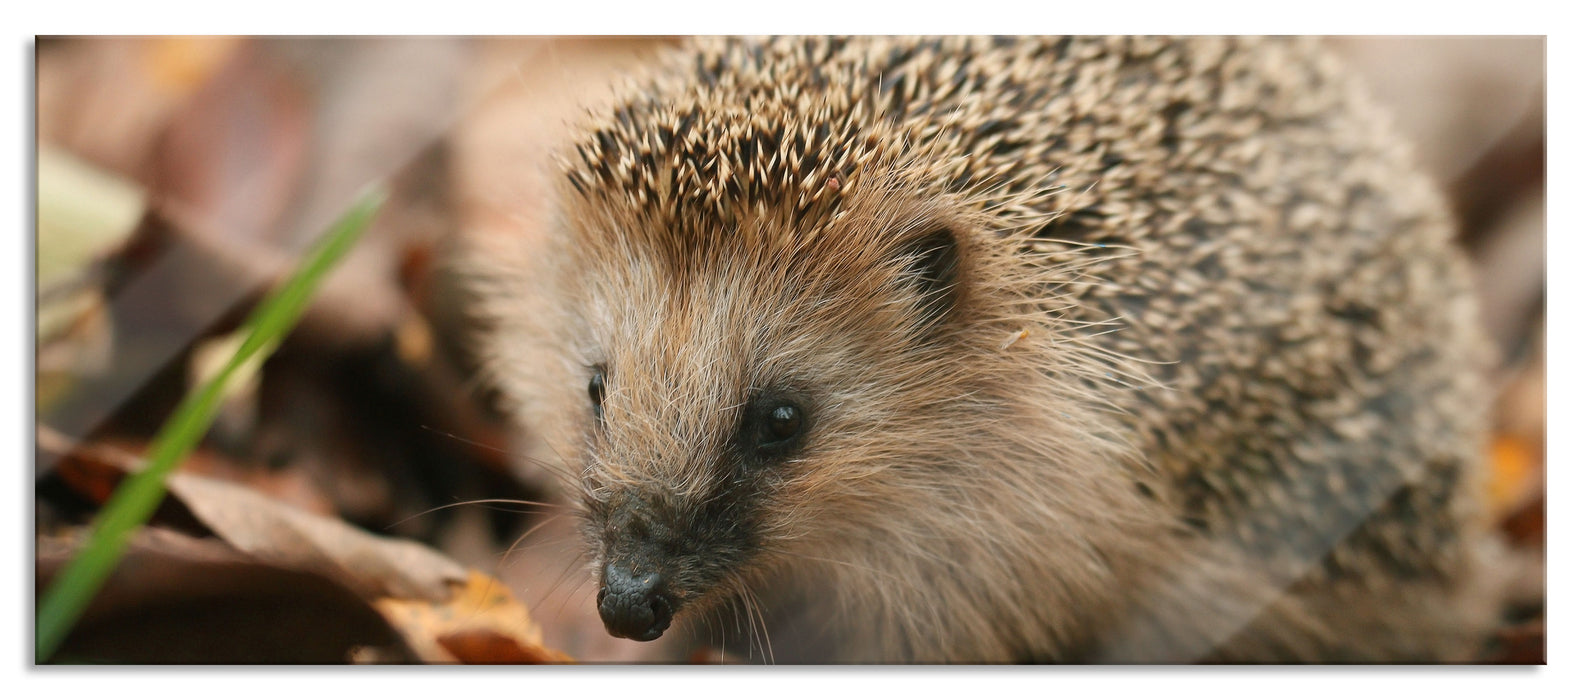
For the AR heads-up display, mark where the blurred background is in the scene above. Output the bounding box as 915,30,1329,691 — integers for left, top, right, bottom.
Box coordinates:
33,36,1544,663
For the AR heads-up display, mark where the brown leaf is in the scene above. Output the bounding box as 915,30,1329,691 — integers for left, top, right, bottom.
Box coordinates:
40,428,573,663
42,424,335,520
38,527,418,663
165,469,469,602
1501,493,1545,550
1483,620,1545,665
377,571,573,664
42,425,466,601
37,37,237,179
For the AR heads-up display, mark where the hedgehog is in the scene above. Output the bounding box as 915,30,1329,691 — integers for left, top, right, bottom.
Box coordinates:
468,36,1507,663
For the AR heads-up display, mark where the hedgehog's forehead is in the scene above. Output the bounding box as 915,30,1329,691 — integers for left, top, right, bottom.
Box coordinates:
566,178,912,354
564,178,926,304
560,115,920,279
559,75,917,238
559,118,948,283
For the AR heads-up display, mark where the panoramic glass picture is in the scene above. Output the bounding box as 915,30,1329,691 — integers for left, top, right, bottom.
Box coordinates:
34,36,1544,664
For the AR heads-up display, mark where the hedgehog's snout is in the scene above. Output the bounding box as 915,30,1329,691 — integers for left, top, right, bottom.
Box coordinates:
588,463,760,642
598,562,674,641
595,498,680,641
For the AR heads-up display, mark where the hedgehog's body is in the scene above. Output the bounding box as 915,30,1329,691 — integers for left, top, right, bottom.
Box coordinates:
475,36,1502,662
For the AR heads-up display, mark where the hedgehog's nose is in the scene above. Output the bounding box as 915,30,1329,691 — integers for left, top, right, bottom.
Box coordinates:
597,563,673,641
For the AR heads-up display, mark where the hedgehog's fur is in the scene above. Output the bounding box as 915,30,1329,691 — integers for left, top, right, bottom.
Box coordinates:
471,36,1505,662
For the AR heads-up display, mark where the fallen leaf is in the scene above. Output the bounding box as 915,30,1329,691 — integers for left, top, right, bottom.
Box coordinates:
37,527,418,664
59,445,469,602
39,427,572,663
37,145,147,292
1483,619,1545,665
376,571,572,664
145,36,242,93
1487,433,1541,519
42,424,463,601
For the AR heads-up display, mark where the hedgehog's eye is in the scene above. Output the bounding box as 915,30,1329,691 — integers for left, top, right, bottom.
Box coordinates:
589,368,607,421
738,395,809,463
760,403,803,446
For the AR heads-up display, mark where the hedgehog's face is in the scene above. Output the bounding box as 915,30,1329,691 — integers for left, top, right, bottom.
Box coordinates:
560,201,1000,642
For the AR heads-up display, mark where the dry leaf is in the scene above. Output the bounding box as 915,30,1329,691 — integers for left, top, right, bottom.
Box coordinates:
45,428,468,602
1487,434,1541,519
37,527,418,663
163,470,469,602
375,571,572,664
40,427,572,663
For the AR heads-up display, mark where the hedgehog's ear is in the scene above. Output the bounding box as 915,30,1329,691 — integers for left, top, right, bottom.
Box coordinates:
894,225,962,329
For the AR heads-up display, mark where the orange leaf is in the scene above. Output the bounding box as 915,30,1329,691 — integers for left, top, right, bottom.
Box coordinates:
375,571,572,664
1487,433,1540,517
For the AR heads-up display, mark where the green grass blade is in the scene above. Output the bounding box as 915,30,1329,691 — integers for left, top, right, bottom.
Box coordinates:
35,185,388,662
